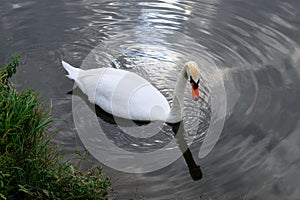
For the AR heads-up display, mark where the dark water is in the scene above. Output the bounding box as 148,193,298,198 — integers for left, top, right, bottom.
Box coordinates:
1,0,300,199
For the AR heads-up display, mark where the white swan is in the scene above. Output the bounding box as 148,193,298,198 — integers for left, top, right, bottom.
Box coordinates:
62,60,200,123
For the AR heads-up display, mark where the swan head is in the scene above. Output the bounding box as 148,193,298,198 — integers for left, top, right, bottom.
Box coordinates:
185,61,200,101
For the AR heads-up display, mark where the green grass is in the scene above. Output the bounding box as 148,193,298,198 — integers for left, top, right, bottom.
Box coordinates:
0,56,111,200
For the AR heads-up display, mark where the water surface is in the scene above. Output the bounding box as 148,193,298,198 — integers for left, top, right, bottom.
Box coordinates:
1,0,300,199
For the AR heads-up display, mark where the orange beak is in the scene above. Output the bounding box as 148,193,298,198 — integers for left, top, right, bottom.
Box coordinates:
191,84,200,101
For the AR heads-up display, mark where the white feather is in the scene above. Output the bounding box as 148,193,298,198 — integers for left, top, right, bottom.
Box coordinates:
62,60,81,80
62,61,170,121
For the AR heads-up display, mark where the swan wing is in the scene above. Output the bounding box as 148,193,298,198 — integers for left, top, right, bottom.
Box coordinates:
91,68,170,121
62,60,170,121
74,68,106,104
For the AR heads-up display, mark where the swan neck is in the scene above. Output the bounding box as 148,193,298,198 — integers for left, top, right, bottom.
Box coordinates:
167,66,188,123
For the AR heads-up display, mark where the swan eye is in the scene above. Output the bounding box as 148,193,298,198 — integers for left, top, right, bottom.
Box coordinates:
190,76,199,89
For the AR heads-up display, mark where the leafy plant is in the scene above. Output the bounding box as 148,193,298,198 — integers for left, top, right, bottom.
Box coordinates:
0,56,111,199
0,55,19,87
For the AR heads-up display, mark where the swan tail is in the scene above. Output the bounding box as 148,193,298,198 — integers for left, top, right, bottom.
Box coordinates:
61,60,81,80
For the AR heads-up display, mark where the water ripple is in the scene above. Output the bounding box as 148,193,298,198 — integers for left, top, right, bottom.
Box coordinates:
1,0,299,199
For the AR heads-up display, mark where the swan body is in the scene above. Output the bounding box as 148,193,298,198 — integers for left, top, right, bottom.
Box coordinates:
62,60,200,123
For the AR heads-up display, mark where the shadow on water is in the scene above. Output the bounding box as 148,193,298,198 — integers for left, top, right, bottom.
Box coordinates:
170,122,203,181
70,86,202,181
